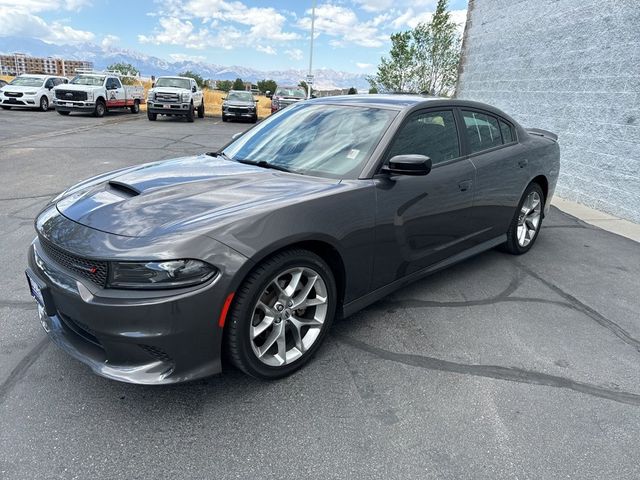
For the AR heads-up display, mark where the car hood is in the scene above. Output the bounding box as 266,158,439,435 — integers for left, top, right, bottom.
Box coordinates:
223,100,254,107
53,84,101,92
151,87,189,94
55,155,339,237
2,85,44,92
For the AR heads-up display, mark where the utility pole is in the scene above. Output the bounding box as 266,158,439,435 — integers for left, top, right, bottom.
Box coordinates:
307,0,316,99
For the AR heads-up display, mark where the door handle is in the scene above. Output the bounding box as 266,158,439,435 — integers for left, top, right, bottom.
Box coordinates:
458,180,472,192
518,158,529,168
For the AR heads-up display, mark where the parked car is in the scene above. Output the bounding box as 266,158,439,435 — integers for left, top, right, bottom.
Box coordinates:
222,90,258,123
146,76,204,122
53,72,144,117
0,79,8,88
270,86,306,113
1,74,68,111
26,95,559,384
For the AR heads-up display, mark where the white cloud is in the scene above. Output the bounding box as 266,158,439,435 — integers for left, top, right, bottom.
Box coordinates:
298,4,385,48
0,0,90,13
353,0,436,13
0,8,94,44
285,48,303,61
392,8,467,33
101,34,119,48
168,53,207,62
356,62,373,69
256,45,276,55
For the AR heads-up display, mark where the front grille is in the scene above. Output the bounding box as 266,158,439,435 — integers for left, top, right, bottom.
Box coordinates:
4,91,23,98
155,92,180,102
228,107,249,113
55,90,88,101
139,345,173,363
38,236,109,287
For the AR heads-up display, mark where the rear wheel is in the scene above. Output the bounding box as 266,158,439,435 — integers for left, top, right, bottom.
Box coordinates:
57,110,70,116
226,249,337,379
39,96,49,112
502,182,544,255
93,99,106,117
147,111,157,121
130,100,140,114
251,114,258,123
186,102,195,122
197,101,205,118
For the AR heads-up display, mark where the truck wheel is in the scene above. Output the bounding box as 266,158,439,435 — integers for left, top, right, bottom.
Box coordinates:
186,102,195,123
197,101,205,118
147,111,157,121
39,96,49,112
57,110,70,116
130,100,140,114
251,114,258,123
221,115,227,122
94,100,106,117
1,106,10,110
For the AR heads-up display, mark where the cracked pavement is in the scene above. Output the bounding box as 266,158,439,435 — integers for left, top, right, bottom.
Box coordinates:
1,109,639,479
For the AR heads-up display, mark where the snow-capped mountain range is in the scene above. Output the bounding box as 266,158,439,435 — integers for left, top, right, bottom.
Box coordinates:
0,37,370,90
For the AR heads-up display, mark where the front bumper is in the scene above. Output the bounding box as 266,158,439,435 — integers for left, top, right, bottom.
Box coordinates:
26,224,249,384
223,109,256,119
148,102,191,115
54,99,96,112
2,95,37,107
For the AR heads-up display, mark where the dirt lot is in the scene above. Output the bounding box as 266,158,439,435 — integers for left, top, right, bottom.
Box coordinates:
1,108,639,479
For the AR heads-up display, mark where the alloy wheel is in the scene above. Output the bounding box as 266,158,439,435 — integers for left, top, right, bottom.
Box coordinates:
517,191,542,247
249,267,328,367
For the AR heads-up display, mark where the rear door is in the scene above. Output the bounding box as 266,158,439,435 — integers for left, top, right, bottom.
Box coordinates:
459,109,530,242
371,109,478,289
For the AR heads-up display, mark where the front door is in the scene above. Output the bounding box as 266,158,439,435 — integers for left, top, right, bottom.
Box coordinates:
372,109,478,290
106,78,126,108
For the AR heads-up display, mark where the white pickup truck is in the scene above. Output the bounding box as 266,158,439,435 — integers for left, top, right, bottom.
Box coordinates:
146,76,205,122
53,72,144,117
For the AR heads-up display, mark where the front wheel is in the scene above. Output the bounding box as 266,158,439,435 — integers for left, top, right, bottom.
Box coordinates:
197,101,205,118
39,96,49,112
1,106,11,110
186,102,195,122
226,249,337,379
147,111,157,121
502,182,545,255
130,100,140,114
57,110,70,116
93,100,106,117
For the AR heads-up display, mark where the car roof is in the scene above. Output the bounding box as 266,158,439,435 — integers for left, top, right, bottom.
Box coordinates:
17,74,48,79
158,76,191,80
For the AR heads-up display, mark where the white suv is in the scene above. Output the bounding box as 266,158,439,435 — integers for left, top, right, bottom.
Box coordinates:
0,74,68,111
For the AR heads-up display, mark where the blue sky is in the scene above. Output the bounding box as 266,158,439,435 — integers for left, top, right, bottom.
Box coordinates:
0,0,468,73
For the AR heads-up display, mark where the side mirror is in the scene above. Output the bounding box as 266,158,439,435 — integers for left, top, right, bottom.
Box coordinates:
383,154,432,176
192,86,197,93
266,91,272,99
151,82,155,88
232,132,243,140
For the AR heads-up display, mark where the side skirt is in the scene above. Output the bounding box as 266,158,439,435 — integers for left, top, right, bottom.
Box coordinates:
341,234,507,318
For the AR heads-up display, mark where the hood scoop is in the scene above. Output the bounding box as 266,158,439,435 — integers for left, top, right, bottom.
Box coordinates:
108,180,140,197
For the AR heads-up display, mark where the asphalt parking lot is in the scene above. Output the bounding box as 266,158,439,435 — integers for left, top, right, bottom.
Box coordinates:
1,108,639,480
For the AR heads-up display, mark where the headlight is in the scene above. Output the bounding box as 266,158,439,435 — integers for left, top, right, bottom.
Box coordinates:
108,259,217,289
86,91,94,101
149,91,155,101
25,91,37,95
181,93,190,102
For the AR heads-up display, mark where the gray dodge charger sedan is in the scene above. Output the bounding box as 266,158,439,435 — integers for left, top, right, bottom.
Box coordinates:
26,95,560,384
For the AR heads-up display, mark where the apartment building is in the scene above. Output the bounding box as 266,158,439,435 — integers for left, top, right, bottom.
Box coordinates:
0,53,93,76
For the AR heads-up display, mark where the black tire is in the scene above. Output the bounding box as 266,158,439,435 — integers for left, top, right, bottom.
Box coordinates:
502,182,545,255
57,110,70,116
186,102,195,122
226,249,337,379
130,100,140,114
197,101,205,118
147,111,157,121
251,114,258,123
94,99,106,117
39,96,49,112
1,106,11,110
221,115,227,122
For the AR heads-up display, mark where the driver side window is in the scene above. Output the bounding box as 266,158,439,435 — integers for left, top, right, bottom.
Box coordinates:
387,110,460,165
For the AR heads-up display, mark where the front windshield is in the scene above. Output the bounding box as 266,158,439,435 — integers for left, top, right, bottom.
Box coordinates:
155,78,191,89
275,88,306,97
227,91,254,102
9,77,44,87
222,103,396,179
71,75,105,86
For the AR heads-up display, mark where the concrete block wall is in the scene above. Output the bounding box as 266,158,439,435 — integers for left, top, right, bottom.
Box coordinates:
456,0,640,223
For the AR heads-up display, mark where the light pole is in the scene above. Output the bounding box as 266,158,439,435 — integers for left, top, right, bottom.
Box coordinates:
307,0,316,99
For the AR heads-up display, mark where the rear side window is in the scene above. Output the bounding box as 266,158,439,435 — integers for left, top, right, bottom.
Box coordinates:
387,110,460,165
462,110,502,153
500,120,515,143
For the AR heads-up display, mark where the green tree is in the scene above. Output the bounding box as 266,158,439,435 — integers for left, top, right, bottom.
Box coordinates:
232,77,245,90
217,80,233,92
298,81,313,97
179,71,205,88
368,0,461,96
368,86,378,94
257,79,277,95
347,87,357,94
107,63,139,76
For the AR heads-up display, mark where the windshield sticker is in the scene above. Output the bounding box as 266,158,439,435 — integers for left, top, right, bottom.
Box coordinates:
347,149,360,160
